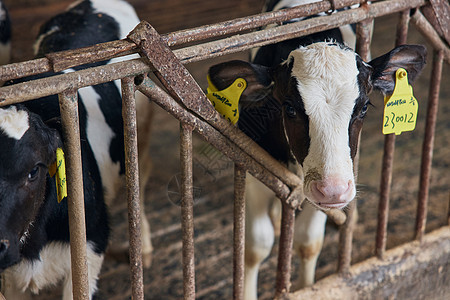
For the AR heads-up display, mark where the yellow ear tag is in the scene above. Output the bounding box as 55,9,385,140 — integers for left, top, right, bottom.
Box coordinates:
206,75,247,124
382,68,418,135
48,148,67,203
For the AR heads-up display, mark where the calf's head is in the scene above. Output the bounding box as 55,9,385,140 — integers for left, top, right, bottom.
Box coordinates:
0,105,61,271
208,42,426,210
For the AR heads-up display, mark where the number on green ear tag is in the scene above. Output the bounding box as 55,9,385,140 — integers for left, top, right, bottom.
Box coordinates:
382,68,418,135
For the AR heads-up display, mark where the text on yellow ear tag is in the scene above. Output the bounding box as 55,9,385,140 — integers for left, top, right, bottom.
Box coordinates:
49,148,67,203
206,76,247,124
382,68,418,135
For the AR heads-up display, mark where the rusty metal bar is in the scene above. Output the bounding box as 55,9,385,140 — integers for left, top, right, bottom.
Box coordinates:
337,8,373,273
375,9,410,259
136,77,347,224
58,89,89,300
233,164,246,300
0,59,151,105
127,21,303,193
375,133,395,258
415,50,444,242
410,9,450,64
163,0,363,46
0,58,51,82
0,0,428,103
338,200,357,275
180,123,196,300
448,193,450,226
275,202,295,299
175,0,426,66
0,0,427,83
137,77,289,200
121,77,144,300
396,9,411,45
0,0,363,80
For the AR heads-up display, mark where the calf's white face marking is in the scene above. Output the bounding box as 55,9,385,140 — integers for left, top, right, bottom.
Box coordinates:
289,43,359,207
0,106,29,140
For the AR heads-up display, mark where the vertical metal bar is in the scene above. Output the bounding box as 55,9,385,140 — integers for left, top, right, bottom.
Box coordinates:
58,90,89,300
233,164,246,300
121,77,144,300
375,10,410,258
338,11,372,274
415,50,444,241
448,192,450,226
275,202,295,298
395,10,410,45
180,123,196,300
337,200,356,274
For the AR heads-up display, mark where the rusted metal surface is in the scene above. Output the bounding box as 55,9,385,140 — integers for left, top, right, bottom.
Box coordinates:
0,0,363,81
0,0,429,102
121,77,144,300
337,12,373,274
233,164,246,300
0,58,51,82
355,18,373,60
275,202,295,299
376,9,410,259
127,21,217,121
0,0,447,298
415,50,444,242
410,9,450,64
180,123,196,300
58,90,89,300
47,40,137,73
163,0,362,46
375,133,395,258
421,0,450,45
338,200,357,275
395,9,411,45
0,58,151,105
285,226,450,300
127,21,304,202
136,76,342,225
137,77,289,200
0,0,427,83
175,0,427,66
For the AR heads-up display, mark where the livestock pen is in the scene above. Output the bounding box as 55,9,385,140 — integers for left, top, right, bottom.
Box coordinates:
0,0,449,299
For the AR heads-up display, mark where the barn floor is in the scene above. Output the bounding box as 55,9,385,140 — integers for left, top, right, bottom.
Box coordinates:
4,0,449,299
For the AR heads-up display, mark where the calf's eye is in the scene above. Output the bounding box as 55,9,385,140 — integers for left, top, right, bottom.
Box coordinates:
285,104,297,118
28,166,40,181
361,104,368,114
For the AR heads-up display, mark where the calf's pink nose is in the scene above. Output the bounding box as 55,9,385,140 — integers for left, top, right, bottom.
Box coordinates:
310,178,354,207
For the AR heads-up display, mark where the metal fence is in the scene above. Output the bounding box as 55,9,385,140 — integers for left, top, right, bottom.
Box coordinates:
0,0,448,299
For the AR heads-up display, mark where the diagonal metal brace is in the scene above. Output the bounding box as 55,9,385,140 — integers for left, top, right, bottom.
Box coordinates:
127,21,216,121
127,21,346,223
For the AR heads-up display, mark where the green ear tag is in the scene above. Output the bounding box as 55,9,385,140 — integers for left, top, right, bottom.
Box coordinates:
206,75,247,124
382,68,418,135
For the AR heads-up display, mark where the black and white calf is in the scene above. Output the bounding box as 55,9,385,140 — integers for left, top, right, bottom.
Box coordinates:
208,1,426,299
0,0,11,66
0,0,152,298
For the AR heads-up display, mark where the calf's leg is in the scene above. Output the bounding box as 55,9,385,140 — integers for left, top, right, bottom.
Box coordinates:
244,175,275,300
293,203,327,288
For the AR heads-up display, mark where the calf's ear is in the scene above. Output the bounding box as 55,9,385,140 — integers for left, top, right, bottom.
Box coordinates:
369,44,427,95
207,60,272,104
